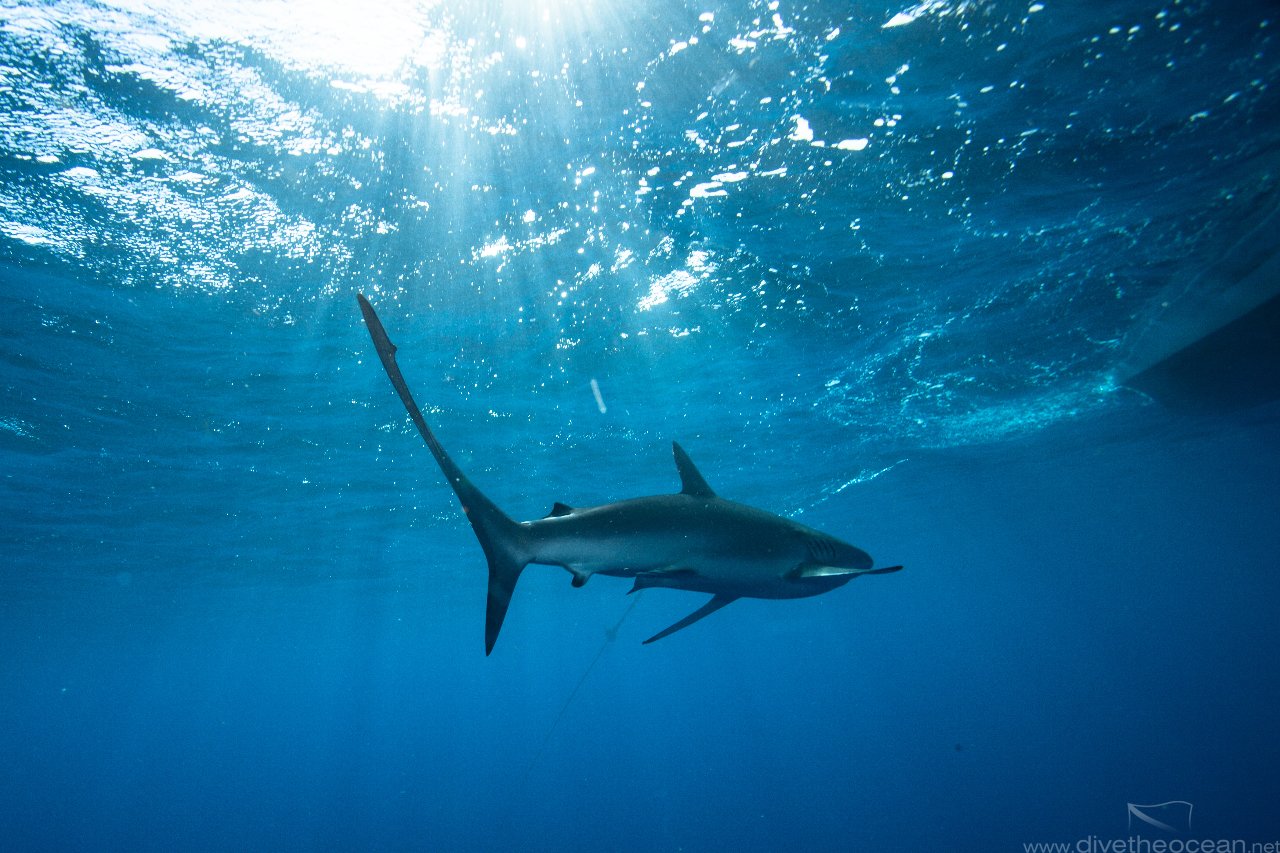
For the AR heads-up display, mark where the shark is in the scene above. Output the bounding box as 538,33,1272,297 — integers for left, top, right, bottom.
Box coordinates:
357,293,902,654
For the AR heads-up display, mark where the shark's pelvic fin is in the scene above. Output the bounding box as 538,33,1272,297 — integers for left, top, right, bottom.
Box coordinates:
672,442,716,498
357,293,530,656
642,594,739,644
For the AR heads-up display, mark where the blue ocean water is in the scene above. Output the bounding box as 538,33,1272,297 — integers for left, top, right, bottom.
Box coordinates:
3,0,1280,850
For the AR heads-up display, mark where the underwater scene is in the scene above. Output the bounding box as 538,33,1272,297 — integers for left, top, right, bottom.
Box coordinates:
2,0,1279,850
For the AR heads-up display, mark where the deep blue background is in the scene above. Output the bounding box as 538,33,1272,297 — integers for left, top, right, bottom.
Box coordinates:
2,1,1279,850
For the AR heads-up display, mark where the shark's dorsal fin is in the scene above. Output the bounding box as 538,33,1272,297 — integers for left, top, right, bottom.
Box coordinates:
672,442,715,498
544,502,575,518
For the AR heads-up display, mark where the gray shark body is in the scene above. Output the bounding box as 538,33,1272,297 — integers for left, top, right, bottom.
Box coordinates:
358,294,901,653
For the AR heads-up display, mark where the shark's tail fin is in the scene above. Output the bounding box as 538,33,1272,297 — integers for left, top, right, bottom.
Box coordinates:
357,293,531,655
460,480,531,656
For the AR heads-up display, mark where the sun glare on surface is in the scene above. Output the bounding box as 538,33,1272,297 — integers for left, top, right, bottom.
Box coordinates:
99,0,448,80
155,0,625,98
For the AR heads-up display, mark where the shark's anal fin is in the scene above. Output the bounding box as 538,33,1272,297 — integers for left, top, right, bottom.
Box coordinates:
642,594,739,645
672,442,716,498
544,502,575,518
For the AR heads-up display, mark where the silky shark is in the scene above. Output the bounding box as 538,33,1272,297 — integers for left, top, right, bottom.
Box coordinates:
357,293,901,653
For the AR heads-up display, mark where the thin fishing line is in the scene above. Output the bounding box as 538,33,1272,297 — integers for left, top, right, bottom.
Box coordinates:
520,593,642,784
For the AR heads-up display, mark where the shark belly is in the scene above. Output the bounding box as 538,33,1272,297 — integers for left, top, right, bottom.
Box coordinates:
525,494,826,597
637,569,853,600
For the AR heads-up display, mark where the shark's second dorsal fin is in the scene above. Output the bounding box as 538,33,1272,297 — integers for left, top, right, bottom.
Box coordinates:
544,502,575,518
672,442,715,498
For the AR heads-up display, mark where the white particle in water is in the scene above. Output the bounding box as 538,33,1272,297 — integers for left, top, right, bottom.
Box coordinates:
788,116,814,142
590,378,607,414
689,181,727,198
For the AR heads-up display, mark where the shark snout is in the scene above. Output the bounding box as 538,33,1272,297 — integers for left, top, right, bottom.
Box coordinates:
805,533,874,571
844,540,875,568
838,542,874,571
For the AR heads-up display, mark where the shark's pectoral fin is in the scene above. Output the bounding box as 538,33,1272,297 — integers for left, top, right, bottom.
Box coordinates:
788,564,849,580
642,594,739,645
788,563,905,580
